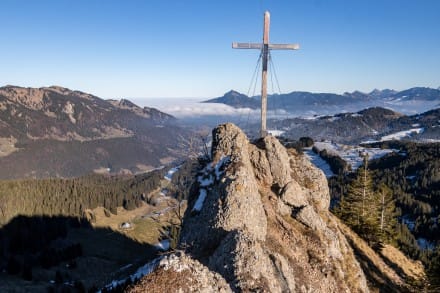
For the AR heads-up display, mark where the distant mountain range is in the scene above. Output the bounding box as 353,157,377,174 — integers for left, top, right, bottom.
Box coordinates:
203,87,440,116
0,86,185,179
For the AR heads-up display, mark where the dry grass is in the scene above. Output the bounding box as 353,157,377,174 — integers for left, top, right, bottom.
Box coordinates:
126,266,194,293
333,215,423,292
91,197,186,245
381,244,425,281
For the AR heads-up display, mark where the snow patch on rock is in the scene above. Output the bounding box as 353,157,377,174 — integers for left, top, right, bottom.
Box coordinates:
192,189,207,212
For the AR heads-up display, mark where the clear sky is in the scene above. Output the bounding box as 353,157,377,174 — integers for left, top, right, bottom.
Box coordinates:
1,0,439,99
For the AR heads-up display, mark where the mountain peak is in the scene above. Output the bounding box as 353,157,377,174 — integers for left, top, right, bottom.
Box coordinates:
225,89,243,96
118,98,141,109
129,123,417,292
203,90,259,109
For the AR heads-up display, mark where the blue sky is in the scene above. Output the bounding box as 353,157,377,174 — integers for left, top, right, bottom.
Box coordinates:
1,0,439,99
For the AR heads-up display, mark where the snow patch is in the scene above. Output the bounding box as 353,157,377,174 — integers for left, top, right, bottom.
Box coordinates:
304,148,334,178
314,141,394,170
100,256,163,292
155,239,170,251
191,156,230,212
268,129,285,137
192,189,207,212
164,165,181,181
381,128,425,141
214,156,230,180
160,254,189,272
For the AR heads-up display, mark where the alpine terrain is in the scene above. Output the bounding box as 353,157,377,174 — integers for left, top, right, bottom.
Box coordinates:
127,123,423,292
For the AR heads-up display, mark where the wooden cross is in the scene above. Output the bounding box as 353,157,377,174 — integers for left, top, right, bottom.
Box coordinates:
233,11,299,138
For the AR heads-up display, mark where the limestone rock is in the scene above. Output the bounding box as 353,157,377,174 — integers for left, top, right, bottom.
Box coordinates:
249,146,273,186
280,180,309,208
134,123,371,292
262,135,291,188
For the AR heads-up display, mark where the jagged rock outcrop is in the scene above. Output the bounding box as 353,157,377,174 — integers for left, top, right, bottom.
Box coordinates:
131,123,370,292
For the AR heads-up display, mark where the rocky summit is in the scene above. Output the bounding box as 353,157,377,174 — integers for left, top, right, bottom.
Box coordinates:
128,123,415,292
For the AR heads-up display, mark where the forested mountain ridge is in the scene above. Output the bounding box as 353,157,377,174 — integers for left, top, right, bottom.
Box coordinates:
0,86,185,179
270,106,440,144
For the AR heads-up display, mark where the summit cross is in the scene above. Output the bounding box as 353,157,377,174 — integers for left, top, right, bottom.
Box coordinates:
232,11,299,138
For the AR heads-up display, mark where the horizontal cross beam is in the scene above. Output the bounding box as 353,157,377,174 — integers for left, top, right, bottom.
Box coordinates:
232,42,300,50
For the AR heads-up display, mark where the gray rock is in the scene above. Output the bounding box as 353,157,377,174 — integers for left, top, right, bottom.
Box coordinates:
280,180,309,208
140,123,370,293
262,135,292,188
249,145,273,186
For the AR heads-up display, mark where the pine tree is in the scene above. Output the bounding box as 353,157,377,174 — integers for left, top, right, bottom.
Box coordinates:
335,154,382,247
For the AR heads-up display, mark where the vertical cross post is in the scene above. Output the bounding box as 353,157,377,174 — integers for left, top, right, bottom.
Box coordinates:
260,11,270,138
232,11,299,138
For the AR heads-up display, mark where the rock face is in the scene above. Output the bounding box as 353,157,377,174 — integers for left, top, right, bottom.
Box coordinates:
131,123,370,292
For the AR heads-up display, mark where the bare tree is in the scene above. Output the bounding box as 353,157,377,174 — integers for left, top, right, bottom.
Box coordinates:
178,130,210,160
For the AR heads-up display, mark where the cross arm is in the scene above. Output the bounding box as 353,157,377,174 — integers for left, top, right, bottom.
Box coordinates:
232,42,262,49
268,43,300,50
232,42,300,50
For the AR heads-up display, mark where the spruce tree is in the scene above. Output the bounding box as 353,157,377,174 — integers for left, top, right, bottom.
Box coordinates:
335,154,382,247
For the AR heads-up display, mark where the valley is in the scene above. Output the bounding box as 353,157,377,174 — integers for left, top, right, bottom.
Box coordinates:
0,164,192,292
0,84,439,291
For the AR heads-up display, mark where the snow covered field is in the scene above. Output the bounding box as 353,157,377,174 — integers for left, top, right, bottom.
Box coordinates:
304,149,334,178
312,141,395,170
380,128,424,141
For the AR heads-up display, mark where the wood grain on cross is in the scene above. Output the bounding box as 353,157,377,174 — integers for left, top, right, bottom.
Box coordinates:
233,11,299,138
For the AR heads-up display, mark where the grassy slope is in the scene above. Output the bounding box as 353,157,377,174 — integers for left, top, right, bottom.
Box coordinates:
335,215,425,292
